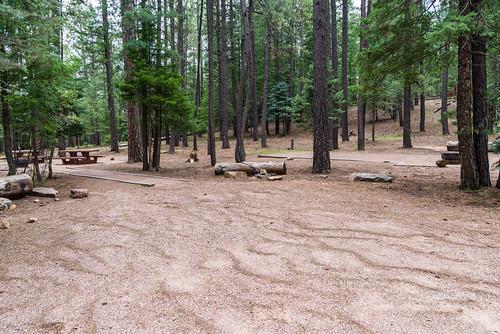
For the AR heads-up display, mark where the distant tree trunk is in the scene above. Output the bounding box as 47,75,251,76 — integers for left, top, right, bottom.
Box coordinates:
218,0,230,148
403,85,412,148
250,1,259,142
194,0,204,151
121,0,142,163
229,0,238,128
471,0,490,188
1,75,16,175
330,0,339,150
371,99,376,141
207,0,216,165
398,93,403,127
441,52,450,135
341,0,349,142
102,0,119,153
300,9,305,94
457,0,479,190
235,0,251,162
170,0,176,64
312,0,331,174
419,92,425,132
357,0,367,151
286,4,295,136
261,22,271,148
169,132,176,154
274,32,280,135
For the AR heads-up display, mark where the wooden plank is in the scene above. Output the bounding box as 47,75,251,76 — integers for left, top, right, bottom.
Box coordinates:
64,167,192,182
55,171,154,187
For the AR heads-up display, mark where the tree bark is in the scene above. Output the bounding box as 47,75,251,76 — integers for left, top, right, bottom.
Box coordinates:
102,0,119,153
194,0,204,151
121,0,142,163
312,0,331,174
403,85,412,148
457,0,479,190
218,0,230,148
419,92,425,132
357,0,367,151
261,22,271,148
330,0,339,150
207,0,216,166
441,44,450,135
235,0,251,163
1,75,16,175
471,0,490,187
250,1,259,142
341,0,349,142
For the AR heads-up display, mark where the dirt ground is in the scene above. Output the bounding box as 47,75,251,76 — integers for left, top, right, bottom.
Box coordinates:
0,100,499,333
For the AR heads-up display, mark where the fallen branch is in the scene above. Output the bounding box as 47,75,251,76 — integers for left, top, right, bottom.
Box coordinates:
433,102,451,113
64,167,191,182
55,171,154,187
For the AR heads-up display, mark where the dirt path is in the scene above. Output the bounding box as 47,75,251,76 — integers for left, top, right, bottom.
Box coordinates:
1,105,499,333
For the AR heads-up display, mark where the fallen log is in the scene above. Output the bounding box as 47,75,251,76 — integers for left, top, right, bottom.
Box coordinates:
447,141,494,152
0,174,33,198
433,102,451,113
214,162,286,175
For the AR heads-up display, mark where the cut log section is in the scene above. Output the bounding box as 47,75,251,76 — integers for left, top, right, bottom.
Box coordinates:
214,162,286,175
0,174,33,198
447,141,494,152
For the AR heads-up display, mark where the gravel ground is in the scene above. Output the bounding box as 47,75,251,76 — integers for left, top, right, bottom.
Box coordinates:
0,103,499,333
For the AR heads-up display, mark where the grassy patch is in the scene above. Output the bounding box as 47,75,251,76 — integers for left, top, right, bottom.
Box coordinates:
259,148,312,155
376,136,403,141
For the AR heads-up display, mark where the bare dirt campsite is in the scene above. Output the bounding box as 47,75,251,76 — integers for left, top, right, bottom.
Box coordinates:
1,103,499,333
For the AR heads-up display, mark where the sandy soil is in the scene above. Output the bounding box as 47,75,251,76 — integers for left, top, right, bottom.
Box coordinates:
0,101,499,333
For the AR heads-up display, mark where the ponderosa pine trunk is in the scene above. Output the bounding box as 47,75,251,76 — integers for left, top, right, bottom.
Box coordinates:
330,0,339,150
235,0,251,162
457,0,479,190
102,0,119,153
357,0,367,151
121,0,142,163
341,0,349,142
471,0,490,187
194,0,203,151
403,85,412,148
274,32,280,135
419,92,425,132
218,0,230,148
1,75,16,175
441,44,450,135
207,0,216,165
229,0,237,129
250,1,259,142
312,0,331,174
261,22,271,148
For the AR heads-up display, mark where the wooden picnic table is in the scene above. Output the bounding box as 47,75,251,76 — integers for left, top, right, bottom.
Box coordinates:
54,149,103,165
6,150,48,166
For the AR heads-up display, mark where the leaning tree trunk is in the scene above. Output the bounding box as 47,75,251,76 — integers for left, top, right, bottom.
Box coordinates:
457,0,479,190
312,0,331,174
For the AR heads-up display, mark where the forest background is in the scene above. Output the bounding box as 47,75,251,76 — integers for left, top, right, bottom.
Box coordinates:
0,0,499,188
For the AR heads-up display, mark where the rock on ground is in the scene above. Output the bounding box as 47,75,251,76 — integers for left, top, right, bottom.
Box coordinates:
31,187,59,198
70,189,88,199
349,173,395,183
224,171,248,180
0,197,12,211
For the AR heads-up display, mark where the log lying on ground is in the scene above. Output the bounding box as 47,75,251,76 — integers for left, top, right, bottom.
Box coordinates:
433,102,451,113
447,141,494,152
0,174,33,198
214,162,286,175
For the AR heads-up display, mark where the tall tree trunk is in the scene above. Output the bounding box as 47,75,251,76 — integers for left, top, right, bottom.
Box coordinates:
229,0,237,129
218,0,230,148
194,0,204,151
1,76,16,175
102,0,119,153
312,0,331,174
357,0,367,151
235,0,251,163
274,32,280,135
457,0,479,190
261,22,271,148
207,0,216,165
471,0,490,188
419,92,425,132
121,0,142,163
403,85,412,148
330,0,339,150
341,0,349,142
250,1,259,141
441,44,450,135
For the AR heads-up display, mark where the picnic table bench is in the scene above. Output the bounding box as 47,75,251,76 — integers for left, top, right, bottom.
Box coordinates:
53,149,103,165
1,150,49,167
